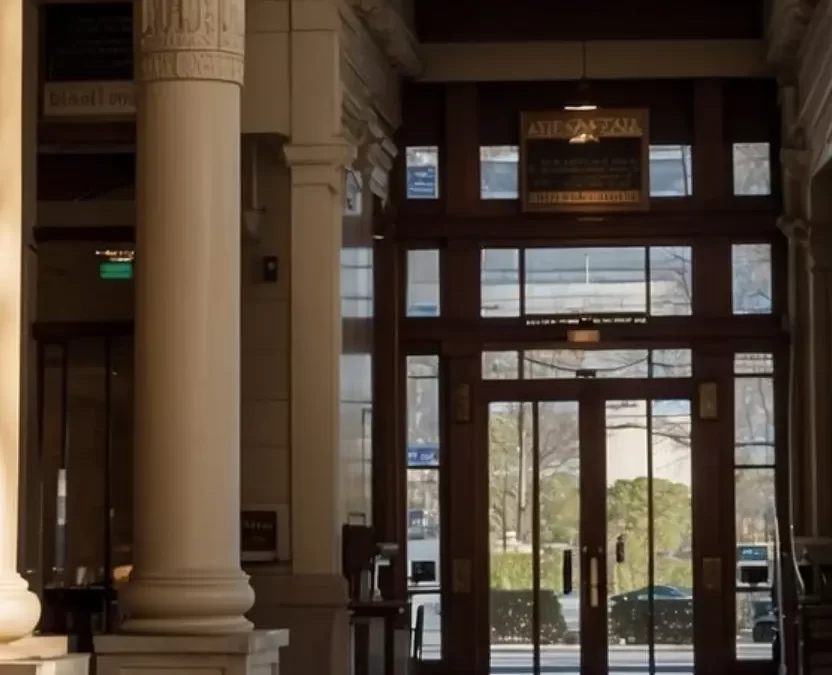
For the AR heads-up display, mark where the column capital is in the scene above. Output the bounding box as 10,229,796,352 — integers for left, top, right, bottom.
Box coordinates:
777,215,810,246
284,141,355,192
139,0,245,86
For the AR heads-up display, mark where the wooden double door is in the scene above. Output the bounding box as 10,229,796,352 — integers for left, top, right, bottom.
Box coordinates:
435,352,777,675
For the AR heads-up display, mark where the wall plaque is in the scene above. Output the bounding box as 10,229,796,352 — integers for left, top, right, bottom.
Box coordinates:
42,3,135,118
520,109,650,213
241,509,279,563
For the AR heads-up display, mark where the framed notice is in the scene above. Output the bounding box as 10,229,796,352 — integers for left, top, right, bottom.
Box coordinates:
520,109,650,213
241,508,280,563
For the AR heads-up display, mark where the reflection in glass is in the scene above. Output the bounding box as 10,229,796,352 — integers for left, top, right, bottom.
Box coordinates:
733,143,771,196
649,145,693,197
650,247,693,316
480,146,519,200
735,376,775,466
735,468,776,660
38,337,135,625
525,349,649,379
481,249,520,317
477,145,695,200
406,249,440,317
340,247,373,319
538,402,580,672
407,356,440,468
406,146,439,199
606,400,694,671
407,468,441,659
482,351,519,380
482,349,693,381
522,247,693,316
489,402,534,674
652,350,693,378
525,247,647,315
735,353,774,375
732,244,772,315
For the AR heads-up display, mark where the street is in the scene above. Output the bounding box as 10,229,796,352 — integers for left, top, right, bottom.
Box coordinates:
418,644,772,674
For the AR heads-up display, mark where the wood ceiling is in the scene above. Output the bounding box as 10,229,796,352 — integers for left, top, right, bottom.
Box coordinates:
415,0,765,42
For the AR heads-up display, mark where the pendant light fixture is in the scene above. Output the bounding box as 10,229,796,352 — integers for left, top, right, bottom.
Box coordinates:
564,42,597,113
565,42,599,144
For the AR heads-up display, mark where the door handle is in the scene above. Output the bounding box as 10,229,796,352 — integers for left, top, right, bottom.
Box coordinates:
589,555,599,608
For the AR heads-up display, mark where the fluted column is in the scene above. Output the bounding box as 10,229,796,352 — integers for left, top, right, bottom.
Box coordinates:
118,0,254,634
0,0,40,645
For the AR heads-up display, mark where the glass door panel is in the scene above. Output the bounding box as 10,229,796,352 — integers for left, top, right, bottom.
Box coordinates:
538,402,581,674
489,401,535,674
605,399,693,675
488,401,582,674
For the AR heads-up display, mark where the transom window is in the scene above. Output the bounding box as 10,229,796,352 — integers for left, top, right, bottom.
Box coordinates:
480,246,693,318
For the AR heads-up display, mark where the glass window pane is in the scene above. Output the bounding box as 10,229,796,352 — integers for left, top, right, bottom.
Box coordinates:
406,146,439,199
482,351,519,380
524,247,647,315
482,249,520,317
732,244,772,315
735,468,775,661
407,468,441,660
524,349,649,379
734,353,774,375
480,146,519,200
406,250,440,318
650,145,693,197
733,143,771,196
340,247,373,319
649,246,693,316
538,402,581,663
407,356,439,468
651,349,693,378
735,376,775,466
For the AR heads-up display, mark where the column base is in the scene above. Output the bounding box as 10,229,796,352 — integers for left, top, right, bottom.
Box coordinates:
95,631,288,675
118,569,255,635
246,572,350,675
0,574,41,643
0,636,88,675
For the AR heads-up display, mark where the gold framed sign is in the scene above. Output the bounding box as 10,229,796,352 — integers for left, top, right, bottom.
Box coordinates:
520,108,650,213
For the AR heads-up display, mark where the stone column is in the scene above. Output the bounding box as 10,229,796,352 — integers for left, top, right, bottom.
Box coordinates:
779,217,813,537
117,0,254,634
0,0,41,646
807,225,832,537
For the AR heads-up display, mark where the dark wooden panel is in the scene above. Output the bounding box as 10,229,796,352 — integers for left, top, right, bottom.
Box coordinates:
416,0,764,42
399,83,445,146
723,78,780,143
37,152,135,200
38,122,135,147
479,80,695,146
396,211,777,241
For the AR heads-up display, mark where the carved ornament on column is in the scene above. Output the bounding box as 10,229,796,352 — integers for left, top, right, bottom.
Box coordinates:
140,0,244,86
778,215,810,247
346,0,423,77
766,0,817,69
353,118,397,201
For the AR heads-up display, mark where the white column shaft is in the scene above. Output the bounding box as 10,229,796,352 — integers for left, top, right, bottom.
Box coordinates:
0,0,40,645
119,0,253,635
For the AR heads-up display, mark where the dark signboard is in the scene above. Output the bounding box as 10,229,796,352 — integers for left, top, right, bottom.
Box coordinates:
520,109,650,213
44,3,133,82
241,510,278,562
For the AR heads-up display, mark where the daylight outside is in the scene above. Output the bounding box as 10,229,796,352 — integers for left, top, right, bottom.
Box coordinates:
401,145,775,674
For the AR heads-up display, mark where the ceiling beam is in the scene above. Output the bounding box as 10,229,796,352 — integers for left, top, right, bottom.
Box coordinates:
417,40,769,83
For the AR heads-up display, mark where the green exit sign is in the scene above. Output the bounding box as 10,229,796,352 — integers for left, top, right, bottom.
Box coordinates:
99,261,133,280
